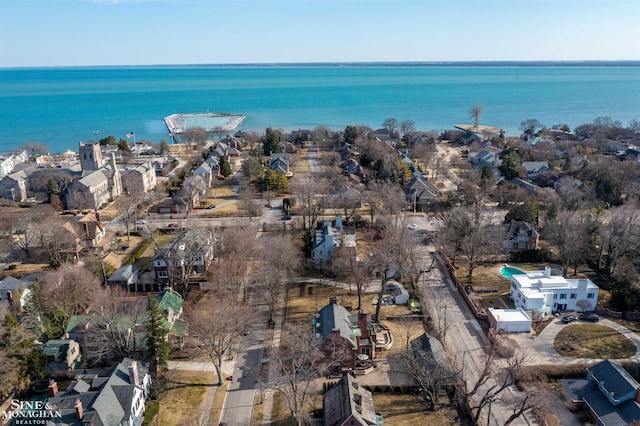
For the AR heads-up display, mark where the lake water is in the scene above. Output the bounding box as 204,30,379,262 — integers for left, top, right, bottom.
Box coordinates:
0,64,638,153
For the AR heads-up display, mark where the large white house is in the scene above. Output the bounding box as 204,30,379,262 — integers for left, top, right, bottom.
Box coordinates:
509,266,599,314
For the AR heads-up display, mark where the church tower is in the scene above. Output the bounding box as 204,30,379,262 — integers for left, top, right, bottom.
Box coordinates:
79,141,103,172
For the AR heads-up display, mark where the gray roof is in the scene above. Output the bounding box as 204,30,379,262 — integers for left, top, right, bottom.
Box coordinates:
316,302,358,349
47,358,149,426
108,264,138,283
323,374,378,426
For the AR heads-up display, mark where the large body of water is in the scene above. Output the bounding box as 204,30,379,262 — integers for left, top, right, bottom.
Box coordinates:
1,65,638,153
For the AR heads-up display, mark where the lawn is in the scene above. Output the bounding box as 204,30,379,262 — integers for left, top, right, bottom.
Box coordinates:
373,393,458,426
555,324,637,359
158,370,215,426
285,281,370,324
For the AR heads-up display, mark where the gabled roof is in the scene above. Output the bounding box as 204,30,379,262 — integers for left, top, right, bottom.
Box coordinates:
588,360,640,404
316,302,359,349
108,264,138,283
503,221,539,238
41,339,73,362
323,374,378,426
157,287,183,314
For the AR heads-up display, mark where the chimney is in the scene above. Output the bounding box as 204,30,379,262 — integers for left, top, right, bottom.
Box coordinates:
335,215,342,229
128,360,139,386
48,379,58,397
636,387,640,403
329,297,337,305
6,291,12,305
95,211,100,223
544,266,552,277
110,152,117,170
75,399,83,420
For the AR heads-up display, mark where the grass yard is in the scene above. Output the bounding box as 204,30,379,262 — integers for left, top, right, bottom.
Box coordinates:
285,282,369,324
373,393,458,426
555,324,637,359
158,370,215,426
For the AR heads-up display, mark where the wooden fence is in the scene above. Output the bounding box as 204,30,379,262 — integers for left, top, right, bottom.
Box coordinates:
438,252,488,321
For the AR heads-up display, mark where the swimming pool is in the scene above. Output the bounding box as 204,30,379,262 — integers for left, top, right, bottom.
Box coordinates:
500,266,526,279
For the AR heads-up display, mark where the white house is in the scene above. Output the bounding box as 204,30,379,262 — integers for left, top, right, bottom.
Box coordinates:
312,216,356,264
509,266,599,314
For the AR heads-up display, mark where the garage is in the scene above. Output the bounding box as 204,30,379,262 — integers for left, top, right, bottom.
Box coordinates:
488,308,532,333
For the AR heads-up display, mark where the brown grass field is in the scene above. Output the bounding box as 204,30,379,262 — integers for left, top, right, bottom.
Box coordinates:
158,370,215,426
555,323,637,359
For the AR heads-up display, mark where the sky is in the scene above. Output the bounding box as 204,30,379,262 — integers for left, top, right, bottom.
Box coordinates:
1,0,639,67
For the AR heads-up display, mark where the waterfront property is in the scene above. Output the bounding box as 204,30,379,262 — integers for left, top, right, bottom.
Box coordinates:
509,266,599,314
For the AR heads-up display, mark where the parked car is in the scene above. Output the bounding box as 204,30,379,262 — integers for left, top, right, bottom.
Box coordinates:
167,223,180,228
206,204,216,209
136,219,147,225
407,223,418,230
580,313,600,322
282,214,292,220
562,315,577,324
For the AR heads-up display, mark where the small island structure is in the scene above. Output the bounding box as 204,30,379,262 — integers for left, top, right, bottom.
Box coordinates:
164,112,246,143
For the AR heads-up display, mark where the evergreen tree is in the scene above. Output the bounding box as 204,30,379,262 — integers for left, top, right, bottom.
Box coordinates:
145,296,171,375
118,139,131,153
220,156,232,177
499,151,521,180
2,314,46,388
262,127,280,156
160,140,170,154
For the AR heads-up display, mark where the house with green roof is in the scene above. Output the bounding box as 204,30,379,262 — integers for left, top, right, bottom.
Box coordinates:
41,339,81,375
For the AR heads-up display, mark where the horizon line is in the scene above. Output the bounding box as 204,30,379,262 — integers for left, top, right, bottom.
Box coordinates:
2,59,640,70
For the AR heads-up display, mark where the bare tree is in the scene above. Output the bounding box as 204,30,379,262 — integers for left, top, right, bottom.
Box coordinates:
187,296,249,386
257,235,301,323
544,209,595,276
397,335,456,411
83,287,148,365
0,347,20,398
382,118,398,135
468,104,484,130
443,206,502,281
114,194,143,241
21,142,49,158
181,126,208,144
399,120,416,143
214,226,257,303
267,323,327,426
596,202,640,274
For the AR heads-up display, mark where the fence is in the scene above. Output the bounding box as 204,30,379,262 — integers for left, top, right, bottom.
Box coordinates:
596,307,640,321
438,252,488,321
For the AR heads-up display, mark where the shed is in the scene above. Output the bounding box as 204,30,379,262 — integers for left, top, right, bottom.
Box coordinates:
393,287,410,305
487,308,532,333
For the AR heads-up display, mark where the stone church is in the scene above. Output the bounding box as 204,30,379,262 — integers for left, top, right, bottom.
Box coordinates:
65,142,122,210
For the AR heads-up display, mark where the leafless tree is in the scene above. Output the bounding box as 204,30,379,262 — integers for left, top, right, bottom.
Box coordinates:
36,263,101,329
186,295,249,385
442,206,502,281
544,209,596,276
214,226,257,303
21,141,49,158
257,235,301,323
83,287,148,365
383,118,398,135
289,176,330,231
37,218,79,267
181,126,208,144
468,104,484,130
238,182,261,219
0,347,20,398
399,120,416,143
267,323,327,426
180,175,208,216
114,194,143,241
575,299,593,312
396,335,456,411
12,205,51,258
596,202,640,275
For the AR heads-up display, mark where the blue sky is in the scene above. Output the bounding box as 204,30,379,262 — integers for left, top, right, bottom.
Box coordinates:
1,0,639,67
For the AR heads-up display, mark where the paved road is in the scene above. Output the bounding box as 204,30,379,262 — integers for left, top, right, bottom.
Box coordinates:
411,215,531,426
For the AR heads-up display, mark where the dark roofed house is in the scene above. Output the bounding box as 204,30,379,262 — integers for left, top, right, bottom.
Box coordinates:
323,374,382,426
503,220,539,253
403,174,440,204
561,359,640,426
314,297,376,376
41,339,81,375
107,264,139,290
46,358,151,426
